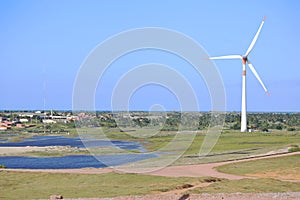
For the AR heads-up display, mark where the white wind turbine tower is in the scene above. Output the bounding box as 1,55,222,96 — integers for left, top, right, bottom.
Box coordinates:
208,16,269,132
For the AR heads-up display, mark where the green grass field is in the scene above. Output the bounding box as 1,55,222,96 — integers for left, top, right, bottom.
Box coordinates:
216,154,300,180
87,129,300,153
187,178,300,194
68,128,300,166
175,131,300,164
0,170,299,199
0,171,208,199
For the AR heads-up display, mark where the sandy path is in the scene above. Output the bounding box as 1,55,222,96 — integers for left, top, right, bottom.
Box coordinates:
2,167,114,174
0,146,49,155
146,151,300,179
0,146,83,156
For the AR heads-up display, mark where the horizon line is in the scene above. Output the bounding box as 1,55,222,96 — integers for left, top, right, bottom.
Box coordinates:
0,110,299,114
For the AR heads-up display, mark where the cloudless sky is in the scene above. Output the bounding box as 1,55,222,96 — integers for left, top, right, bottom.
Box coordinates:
1,0,299,112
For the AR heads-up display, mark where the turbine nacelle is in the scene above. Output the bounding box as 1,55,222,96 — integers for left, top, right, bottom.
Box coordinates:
242,56,248,65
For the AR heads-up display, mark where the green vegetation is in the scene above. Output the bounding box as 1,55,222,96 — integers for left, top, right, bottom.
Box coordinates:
216,154,300,178
131,130,300,165
91,129,300,154
0,171,207,199
188,178,300,194
94,112,300,132
226,112,300,131
16,148,89,157
1,111,300,133
186,131,300,154
289,147,300,152
288,144,300,153
0,171,299,199
0,164,6,168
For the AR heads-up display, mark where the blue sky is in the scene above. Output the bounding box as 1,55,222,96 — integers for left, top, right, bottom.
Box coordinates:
0,0,299,112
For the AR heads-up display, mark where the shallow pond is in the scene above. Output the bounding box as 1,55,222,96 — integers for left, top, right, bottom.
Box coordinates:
0,135,156,169
0,154,156,169
0,135,146,152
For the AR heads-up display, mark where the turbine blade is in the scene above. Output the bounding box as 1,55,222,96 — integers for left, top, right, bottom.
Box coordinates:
245,16,266,57
247,60,270,96
208,55,242,60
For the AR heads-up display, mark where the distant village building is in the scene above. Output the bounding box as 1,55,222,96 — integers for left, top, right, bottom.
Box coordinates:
0,121,12,130
42,119,57,124
15,123,25,128
20,118,29,123
67,116,79,121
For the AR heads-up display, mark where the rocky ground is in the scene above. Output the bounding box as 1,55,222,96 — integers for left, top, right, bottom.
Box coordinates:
62,192,300,200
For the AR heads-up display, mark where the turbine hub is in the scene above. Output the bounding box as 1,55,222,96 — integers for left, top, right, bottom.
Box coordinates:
242,56,247,64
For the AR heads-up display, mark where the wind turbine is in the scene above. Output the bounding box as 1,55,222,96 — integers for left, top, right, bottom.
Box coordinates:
208,16,269,132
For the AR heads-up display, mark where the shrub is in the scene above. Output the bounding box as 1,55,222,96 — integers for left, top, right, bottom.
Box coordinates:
287,127,296,131
0,164,7,169
276,125,282,130
289,145,300,153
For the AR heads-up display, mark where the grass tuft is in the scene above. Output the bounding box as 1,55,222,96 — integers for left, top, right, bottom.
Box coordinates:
289,145,300,152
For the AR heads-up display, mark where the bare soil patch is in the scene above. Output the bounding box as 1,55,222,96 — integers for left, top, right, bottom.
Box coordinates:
64,192,300,200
